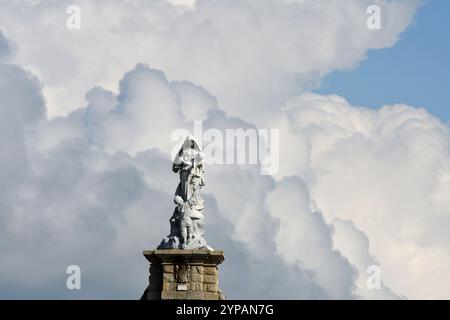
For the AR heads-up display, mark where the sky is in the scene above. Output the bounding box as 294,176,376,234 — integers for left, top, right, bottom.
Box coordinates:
316,0,450,121
1,0,450,300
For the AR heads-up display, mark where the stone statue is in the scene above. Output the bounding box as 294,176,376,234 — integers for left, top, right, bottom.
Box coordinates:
158,136,212,250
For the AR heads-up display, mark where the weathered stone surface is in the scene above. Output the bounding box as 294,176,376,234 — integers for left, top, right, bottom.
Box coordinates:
163,264,174,273
204,283,218,292
162,291,210,300
187,292,205,300
203,293,219,300
162,291,188,300
142,249,225,300
191,274,203,282
163,273,175,282
203,266,218,276
144,249,225,265
163,282,176,291
191,265,204,274
203,275,217,284
190,282,203,291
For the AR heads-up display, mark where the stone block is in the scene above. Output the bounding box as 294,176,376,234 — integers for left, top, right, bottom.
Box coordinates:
163,265,174,273
203,293,219,300
163,273,175,282
162,291,188,300
191,265,204,274
203,274,218,284
191,273,203,282
189,282,203,292
204,283,218,292
187,292,204,300
203,266,218,276
163,282,177,292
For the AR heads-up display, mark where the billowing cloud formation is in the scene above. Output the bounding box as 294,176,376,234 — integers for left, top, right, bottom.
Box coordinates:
3,58,450,299
0,60,46,200
0,60,355,299
270,93,450,299
0,0,420,123
332,218,400,299
266,177,356,298
3,0,450,301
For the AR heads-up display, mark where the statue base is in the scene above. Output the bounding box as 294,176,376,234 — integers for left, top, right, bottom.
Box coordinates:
141,249,225,300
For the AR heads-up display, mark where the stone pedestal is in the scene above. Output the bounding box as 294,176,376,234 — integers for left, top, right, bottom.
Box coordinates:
141,249,225,300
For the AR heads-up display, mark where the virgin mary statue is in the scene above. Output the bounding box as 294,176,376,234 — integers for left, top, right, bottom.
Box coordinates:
158,136,211,250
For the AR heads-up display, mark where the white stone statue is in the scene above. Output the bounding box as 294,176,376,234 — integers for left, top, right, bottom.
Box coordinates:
158,136,212,250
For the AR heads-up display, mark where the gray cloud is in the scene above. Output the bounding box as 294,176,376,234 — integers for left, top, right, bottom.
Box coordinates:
0,31,12,61
2,52,449,300
0,0,420,121
0,61,359,299
269,93,450,299
332,218,401,299
3,2,449,300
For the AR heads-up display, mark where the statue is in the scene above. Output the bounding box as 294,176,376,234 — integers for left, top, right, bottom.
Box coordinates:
158,136,212,250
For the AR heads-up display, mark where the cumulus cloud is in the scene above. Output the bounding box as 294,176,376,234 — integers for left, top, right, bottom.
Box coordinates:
0,0,420,123
332,218,400,299
0,57,356,298
266,176,356,298
0,60,46,199
270,93,450,299
3,0,450,301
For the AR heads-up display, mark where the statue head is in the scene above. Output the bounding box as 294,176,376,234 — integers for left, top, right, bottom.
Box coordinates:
180,135,202,153
174,135,204,168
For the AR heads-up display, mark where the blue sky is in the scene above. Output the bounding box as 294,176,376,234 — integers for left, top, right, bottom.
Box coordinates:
316,0,450,122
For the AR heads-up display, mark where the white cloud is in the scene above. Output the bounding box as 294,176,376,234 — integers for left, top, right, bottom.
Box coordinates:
0,0,420,124
332,218,400,299
0,62,46,197
0,59,357,298
266,177,356,299
4,0,450,301
270,93,450,299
